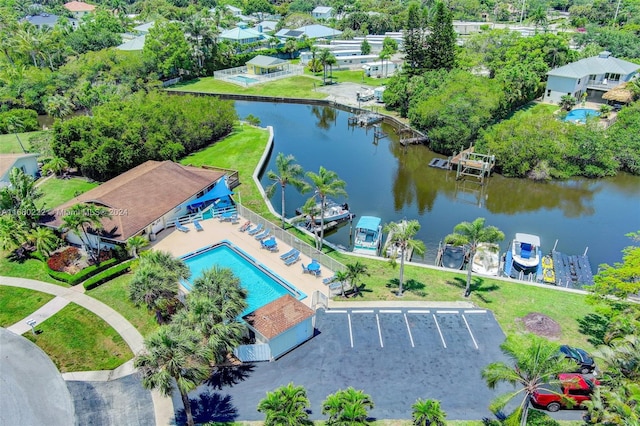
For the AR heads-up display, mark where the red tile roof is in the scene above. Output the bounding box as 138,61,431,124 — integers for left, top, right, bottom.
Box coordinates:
64,1,96,12
41,160,224,242
243,295,314,340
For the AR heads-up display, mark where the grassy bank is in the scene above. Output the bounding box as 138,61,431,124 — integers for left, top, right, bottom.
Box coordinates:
0,131,46,153
0,251,63,285
0,286,55,327
169,75,327,99
38,176,99,209
24,302,133,372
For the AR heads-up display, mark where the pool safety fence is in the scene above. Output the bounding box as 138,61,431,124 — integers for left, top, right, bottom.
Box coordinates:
213,65,304,87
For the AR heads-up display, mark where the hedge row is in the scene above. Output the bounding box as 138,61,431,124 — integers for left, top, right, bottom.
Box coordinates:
83,261,133,291
47,257,119,285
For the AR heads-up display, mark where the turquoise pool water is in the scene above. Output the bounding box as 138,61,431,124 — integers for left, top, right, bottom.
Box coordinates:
563,108,600,123
181,242,305,315
231,75,259,84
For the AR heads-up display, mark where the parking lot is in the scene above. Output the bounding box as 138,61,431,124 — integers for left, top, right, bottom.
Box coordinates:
180,307,518,422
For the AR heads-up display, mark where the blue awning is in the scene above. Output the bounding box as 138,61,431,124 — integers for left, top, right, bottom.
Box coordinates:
355,216,381,231
185,176,233,210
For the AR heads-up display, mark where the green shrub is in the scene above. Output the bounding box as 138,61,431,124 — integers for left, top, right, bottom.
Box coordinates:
0,109,39,133
83,261,132,290
47,257,119,285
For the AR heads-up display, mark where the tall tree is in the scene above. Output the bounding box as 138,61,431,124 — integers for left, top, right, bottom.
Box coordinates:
317,48,335,85
322,387,374,425
0,215,29,252
345,261,370,296
306,166,347,250
0,168,43,225
412,398,447,426
447,217,504,297
425,2,457,71
482,334,577,426
588,230,640,300
265,153,309,228
128,260,181,323
60,203,112,263
143,20,193,78
135,323,210,426
27,226,60,257
257,383,312,425
403,2,428,75
360,39,371,55
383,220,426,296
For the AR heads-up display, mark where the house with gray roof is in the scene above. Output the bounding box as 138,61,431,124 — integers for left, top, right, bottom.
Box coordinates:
219,25,266,44
312,6,334,19
246,55,289,75
117,34,145,51
1,154,40,189
543,51,640,104
276,24,341,41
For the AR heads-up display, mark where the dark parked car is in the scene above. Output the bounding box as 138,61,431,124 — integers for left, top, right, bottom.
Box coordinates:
560,345,596,374
532,373,599,412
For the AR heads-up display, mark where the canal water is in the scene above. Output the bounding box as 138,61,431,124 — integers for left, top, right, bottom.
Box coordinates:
234,101,640,271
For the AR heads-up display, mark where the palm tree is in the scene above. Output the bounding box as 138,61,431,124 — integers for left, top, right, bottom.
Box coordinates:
5,115,27,153
265,153,309,228
383,220,425,296
44,94,74,121
28,226,60,257
135,323,211,426
331,269,350,297
2,168,43,225
41,157,69,177
345,261,369,295
318,48,334,85
126,235,149,258
448,217,504,297
0,215,29,252
559,94,577,111
412,398,446,426
284,38,297,59
379,48,391,78
257,382,312,425
306,166,347,251
322,387,374,425
143,250,191,283
482,334,578,426
174,266,247,361
61,203,112,263
129,263,180,323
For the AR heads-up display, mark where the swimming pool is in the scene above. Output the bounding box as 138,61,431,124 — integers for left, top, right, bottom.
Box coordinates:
181,241,305,315
562,108,601,123
230,75,259,84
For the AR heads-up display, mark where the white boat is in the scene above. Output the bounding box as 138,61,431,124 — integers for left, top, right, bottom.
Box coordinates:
437,243,467,270
383,220,413,262
298,200,352,224
511,233,541,270
353,216,382,255
472,242,501,276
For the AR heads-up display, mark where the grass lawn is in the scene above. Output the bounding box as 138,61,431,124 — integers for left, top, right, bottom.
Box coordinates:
37,176,99,209
169,75,327,100
0,286,55,327
0,251,64,285
181,124,275,218
304,68,392,87
24,302,133,372
88,273,159,337
0,131,47,153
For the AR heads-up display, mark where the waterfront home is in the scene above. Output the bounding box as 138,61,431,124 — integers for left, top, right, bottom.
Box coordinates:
543,51,640,104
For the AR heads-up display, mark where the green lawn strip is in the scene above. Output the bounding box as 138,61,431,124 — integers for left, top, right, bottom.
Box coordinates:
0,252,66,285
180,124,276,218
88,273,159,337
0,286,55,327
24,302,132,372
0,131,46,153
303,68,392,86
169,76,327,99
37,176,99,210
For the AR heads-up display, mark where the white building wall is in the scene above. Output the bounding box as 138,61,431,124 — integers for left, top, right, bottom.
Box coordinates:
544,75,581,104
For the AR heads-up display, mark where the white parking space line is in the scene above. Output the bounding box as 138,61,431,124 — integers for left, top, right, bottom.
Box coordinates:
347,313,354,348
326,310,348,313
462,315,479,350
379,310,402,313
432,314,447,348
376,314,384,347
464,310,487,314
407,310,430,314
404,313,415,348
436,310,459,314
352,310,374,313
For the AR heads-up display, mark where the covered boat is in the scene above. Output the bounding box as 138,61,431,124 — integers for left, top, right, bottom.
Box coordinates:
511,233,541,270
437,243,467,270
353,216,382,255
472,243,501,276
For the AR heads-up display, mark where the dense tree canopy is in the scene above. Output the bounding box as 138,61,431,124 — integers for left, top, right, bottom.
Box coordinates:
51,91,236,180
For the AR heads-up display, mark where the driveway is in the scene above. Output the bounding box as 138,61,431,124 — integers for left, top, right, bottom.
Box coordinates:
177,307,514,422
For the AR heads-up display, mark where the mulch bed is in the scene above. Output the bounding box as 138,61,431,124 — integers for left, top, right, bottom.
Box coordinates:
516,312,562,339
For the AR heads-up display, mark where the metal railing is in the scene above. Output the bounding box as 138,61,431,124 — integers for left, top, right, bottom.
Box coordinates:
236,204,346,274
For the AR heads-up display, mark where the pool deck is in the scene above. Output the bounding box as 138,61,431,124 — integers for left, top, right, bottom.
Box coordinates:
151,217,333,306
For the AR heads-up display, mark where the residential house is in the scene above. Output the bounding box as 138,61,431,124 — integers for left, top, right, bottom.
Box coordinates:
312,6,334,20
219,25,266,45
40,160,230,249
0,154,40,189
544,51,640,104
23,13,66,28
116,35,145,51
254,20,278,33
63,1,96,19
246,55,290,75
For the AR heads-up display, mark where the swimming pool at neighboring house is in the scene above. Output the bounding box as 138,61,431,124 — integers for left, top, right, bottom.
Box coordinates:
230,75,259,84
562,108,601,123
181,241,306,315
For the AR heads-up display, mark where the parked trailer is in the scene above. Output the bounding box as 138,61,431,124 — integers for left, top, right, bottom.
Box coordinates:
362,61,398,77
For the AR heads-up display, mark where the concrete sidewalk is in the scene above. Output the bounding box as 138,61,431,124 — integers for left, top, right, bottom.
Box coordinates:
7,296,70,335
0,276,174,426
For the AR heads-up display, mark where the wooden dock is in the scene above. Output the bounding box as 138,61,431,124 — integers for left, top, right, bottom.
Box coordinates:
550,245,594,289
400,136,429,146
450,146,495,183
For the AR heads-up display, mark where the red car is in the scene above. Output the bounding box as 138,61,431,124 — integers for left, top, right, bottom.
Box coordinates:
531,374,599,412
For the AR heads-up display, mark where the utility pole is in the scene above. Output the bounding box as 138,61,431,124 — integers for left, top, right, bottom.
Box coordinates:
612,0,622,26
520,0,526,24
